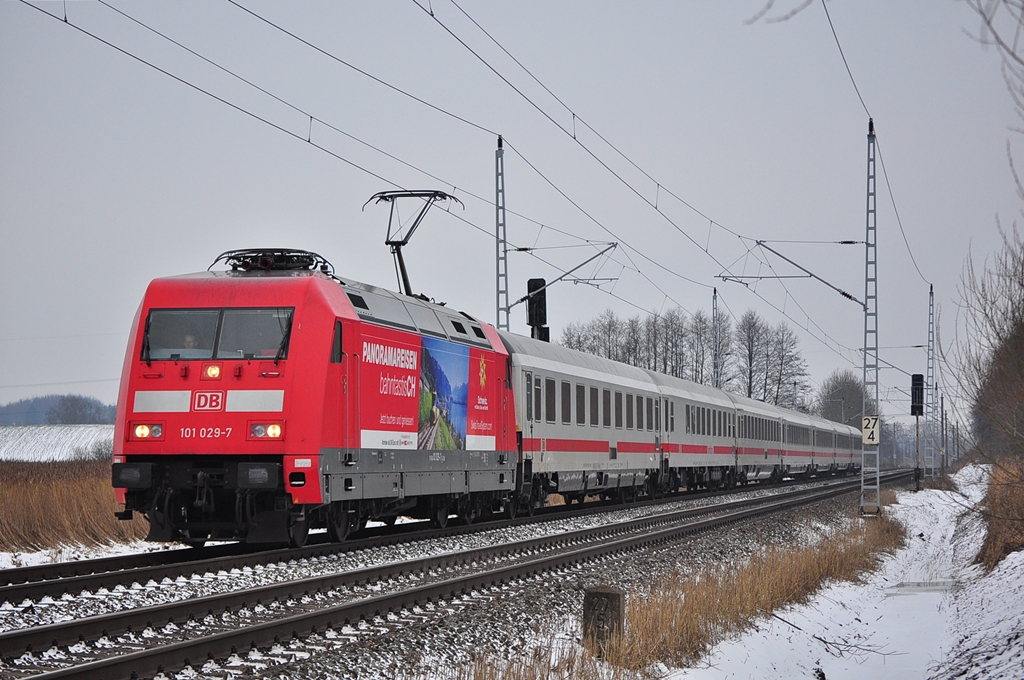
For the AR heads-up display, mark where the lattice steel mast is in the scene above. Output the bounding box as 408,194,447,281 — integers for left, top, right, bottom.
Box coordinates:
926,283,936,478
496,136,510,331
861,119,881,515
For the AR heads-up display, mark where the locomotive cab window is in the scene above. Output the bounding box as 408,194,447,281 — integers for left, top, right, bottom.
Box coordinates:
217,309,293,360
331,321,343,363
143,309,219,360
142,308,293,361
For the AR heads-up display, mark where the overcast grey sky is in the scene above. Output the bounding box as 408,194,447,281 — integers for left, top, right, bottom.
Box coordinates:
0,1,1017,427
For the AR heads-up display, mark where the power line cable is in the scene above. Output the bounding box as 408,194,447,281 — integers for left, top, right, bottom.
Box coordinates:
819,0,930,286
217,1,717,300
820,0,871,118
414,0,899,371
21,0,712,339
69,1,687,316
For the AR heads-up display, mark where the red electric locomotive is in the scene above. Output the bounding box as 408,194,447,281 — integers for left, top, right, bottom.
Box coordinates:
113,250,517,547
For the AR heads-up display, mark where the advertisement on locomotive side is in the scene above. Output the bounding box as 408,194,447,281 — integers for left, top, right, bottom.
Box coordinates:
358,325,497,452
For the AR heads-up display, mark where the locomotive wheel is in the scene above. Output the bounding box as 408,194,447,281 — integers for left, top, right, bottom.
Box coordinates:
457,496,478,525
182,530,208,548
327,503,350,543
382,515,397,527
523,496,535,517
503,496,517,520
432,501,451,529
288,517,309,549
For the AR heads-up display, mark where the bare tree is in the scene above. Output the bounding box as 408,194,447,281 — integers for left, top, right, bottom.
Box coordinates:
767,322,811,409
813,369,877,429
734,310,770,399
46,395,113,424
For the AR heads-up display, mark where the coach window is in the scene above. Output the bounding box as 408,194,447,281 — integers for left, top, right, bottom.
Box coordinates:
655,399,661,432
602,389,612,428
669,401,675,433
636,396,644,431
545,378,556,423
534,376,542,424
576,384,586,425
626,394,634,430
590,386,599,426
615,391,623,429
524,372,532,421
645,397,653,431
561,381,572,425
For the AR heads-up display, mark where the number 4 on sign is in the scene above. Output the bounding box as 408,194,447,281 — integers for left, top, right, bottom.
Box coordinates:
862,416,880,446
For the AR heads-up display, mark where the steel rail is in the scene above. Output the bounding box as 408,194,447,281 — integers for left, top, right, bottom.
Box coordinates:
8,471,910,679
0,472,846,603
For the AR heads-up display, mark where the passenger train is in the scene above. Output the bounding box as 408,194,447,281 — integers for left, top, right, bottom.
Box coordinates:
112,249,861,547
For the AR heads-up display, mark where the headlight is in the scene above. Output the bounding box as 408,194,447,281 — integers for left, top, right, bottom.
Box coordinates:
249,422,284,440
130,422,164,440
201,363,223,380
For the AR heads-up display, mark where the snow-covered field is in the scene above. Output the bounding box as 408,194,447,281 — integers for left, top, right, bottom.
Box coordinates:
671,466,1024,680
0,424,113,461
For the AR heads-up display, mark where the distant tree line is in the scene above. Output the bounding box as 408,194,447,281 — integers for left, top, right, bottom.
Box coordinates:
0,395,116,426
559,307,812,410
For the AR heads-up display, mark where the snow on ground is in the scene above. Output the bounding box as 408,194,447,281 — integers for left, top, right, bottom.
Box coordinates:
669,465,1024,680
0,424,113,461
0,539,183,571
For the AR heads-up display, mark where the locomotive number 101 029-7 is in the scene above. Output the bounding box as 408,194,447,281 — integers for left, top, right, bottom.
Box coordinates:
181,427,232,439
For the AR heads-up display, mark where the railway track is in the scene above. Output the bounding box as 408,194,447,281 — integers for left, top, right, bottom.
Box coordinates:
0,470,911,679
0,472,842,605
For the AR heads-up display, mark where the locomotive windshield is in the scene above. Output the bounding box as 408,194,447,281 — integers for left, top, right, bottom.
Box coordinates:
143,308,294,361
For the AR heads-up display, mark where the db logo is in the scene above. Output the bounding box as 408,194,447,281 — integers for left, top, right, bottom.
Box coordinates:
193,391,224,411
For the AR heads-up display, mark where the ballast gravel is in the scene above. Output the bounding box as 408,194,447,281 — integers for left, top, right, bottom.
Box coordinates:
0,482,822,634
162,493,858,680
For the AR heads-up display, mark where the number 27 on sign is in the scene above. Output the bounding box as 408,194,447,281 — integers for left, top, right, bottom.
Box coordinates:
862,416,880,446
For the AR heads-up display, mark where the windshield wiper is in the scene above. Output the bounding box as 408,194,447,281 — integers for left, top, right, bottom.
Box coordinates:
143,315,152,367
274,316,292,366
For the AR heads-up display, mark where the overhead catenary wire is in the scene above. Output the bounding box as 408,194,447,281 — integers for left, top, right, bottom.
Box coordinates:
19,1,915,401
410,0,898,376
218,1,725,311
30,0,698,326
820,0,931,287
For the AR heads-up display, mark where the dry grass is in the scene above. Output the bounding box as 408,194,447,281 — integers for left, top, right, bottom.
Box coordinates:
437,502,907,680
976,457,1024,570
0,460,148,551
601,510,906,672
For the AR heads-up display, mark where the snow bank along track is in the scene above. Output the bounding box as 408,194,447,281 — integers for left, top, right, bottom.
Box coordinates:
0,471,910,679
